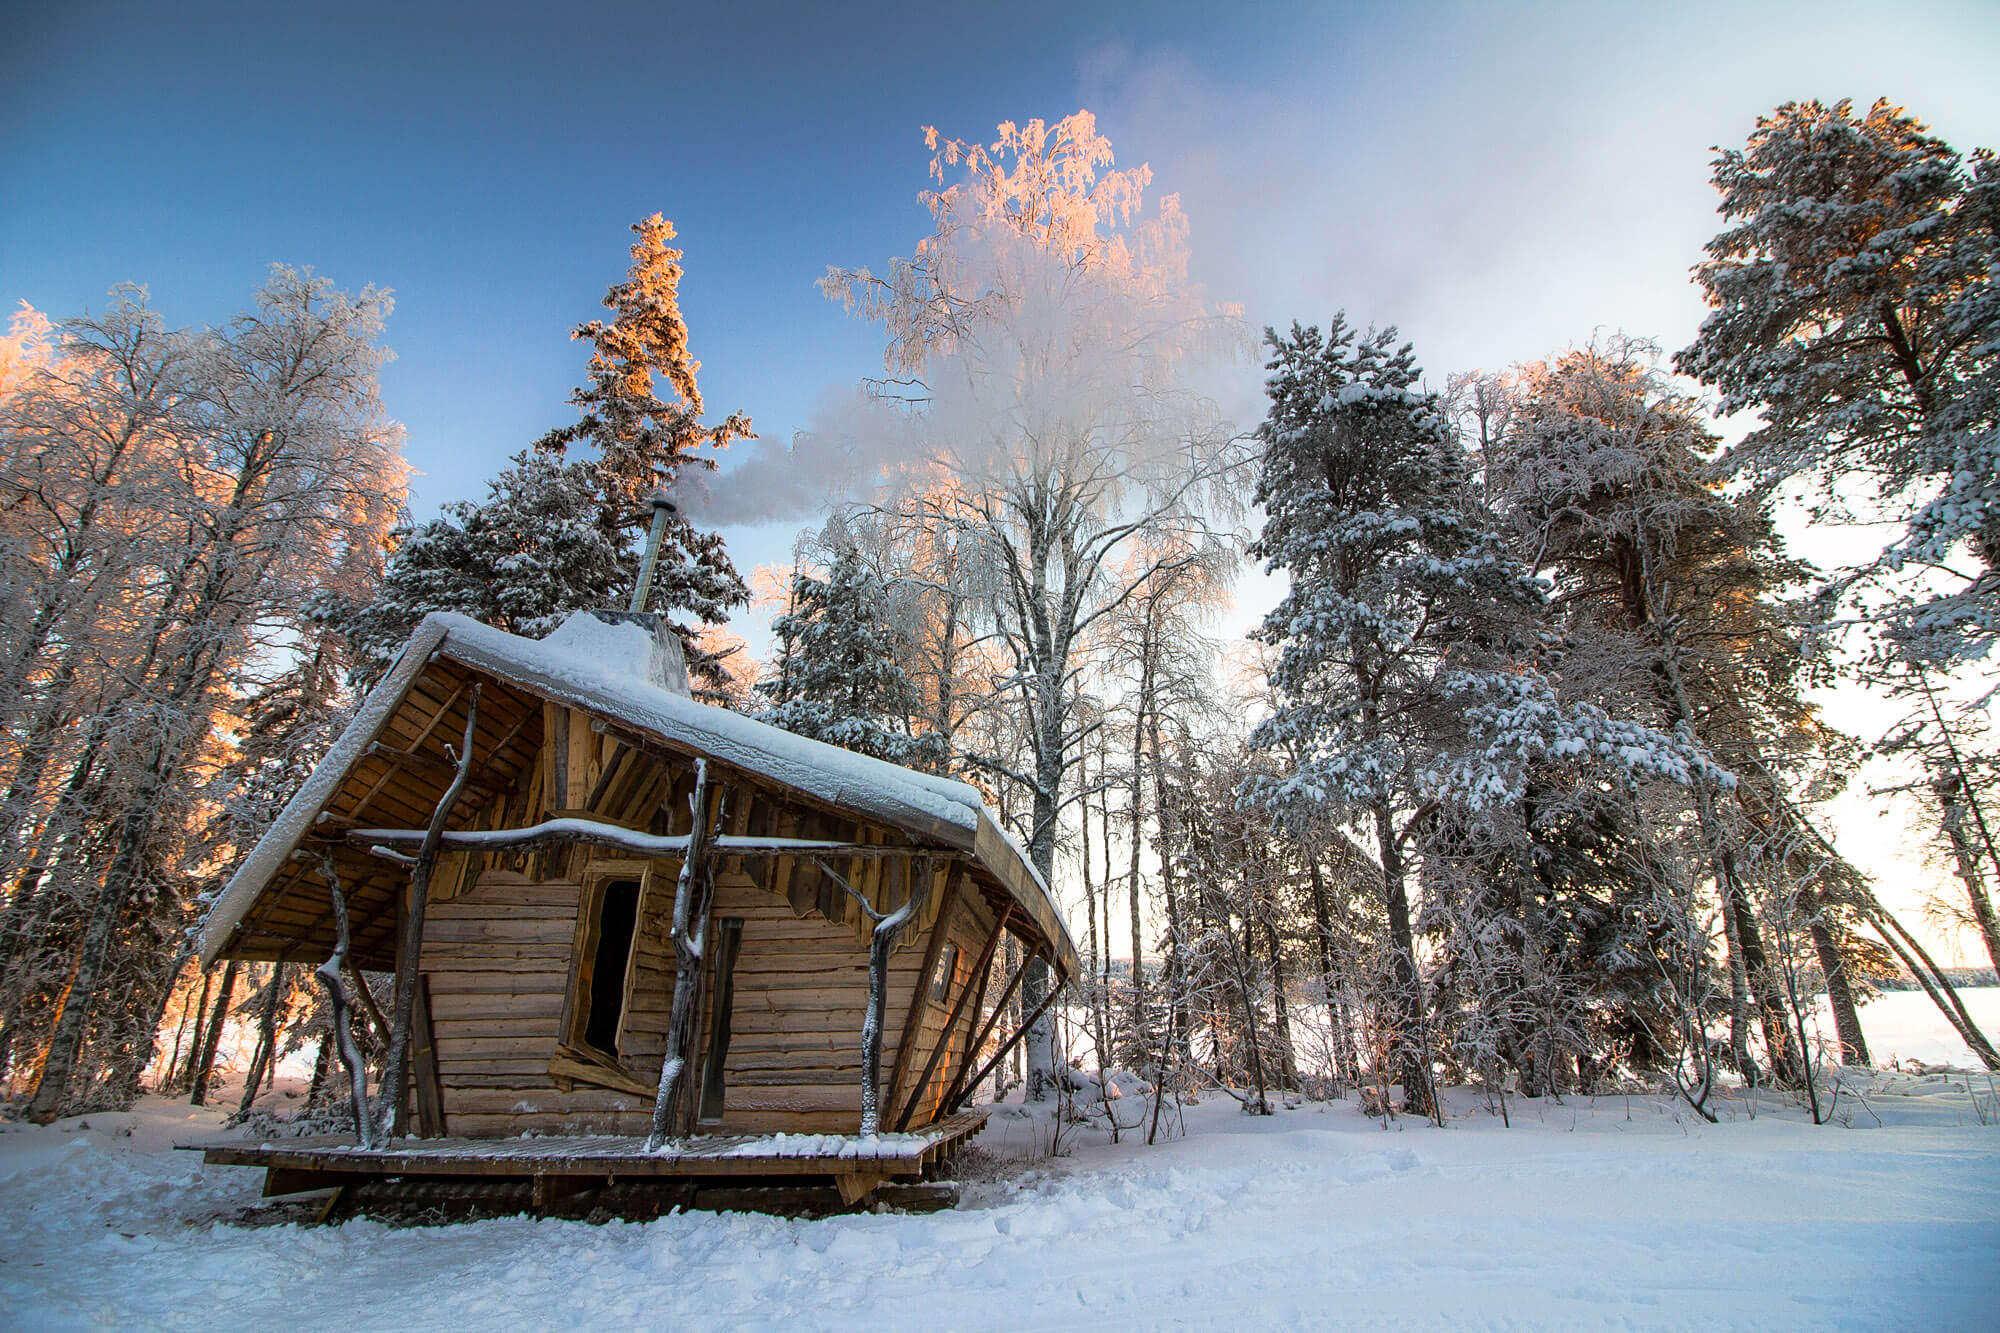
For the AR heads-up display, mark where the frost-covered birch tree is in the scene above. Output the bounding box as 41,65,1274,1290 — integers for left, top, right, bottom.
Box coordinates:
822,113,1248,1096
4,270,405,1119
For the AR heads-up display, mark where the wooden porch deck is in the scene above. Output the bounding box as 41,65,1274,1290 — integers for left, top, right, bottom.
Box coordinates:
190,1109,989,1210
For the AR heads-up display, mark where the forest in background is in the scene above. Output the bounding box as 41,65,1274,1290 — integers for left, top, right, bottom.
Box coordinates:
1,99,1995,1133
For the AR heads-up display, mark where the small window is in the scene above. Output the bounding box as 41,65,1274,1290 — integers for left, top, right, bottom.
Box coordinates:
930,943,958,1003
581,879,641,1057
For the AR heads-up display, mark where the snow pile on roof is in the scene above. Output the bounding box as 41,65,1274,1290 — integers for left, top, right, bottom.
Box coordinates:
537,609,692,699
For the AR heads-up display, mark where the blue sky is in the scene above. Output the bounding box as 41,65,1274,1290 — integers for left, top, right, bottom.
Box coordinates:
4,0,1272,513
10,0,1993,517
7,0,1998,646
7,0,1996,545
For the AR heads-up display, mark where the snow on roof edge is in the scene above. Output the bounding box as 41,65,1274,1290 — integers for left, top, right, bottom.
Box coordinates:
197,619,450,966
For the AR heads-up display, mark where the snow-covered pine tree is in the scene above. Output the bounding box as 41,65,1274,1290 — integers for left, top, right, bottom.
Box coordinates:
1677,99,1999,666
335,444,622,679
757,532,944,770
536,214,751,686
1243,316,1544,1117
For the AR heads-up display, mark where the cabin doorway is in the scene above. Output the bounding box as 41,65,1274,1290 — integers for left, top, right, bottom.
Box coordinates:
581,878,640,1056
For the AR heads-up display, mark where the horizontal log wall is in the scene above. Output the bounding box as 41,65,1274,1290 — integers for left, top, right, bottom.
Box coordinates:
424,870,659,1135
418,724,1023,1139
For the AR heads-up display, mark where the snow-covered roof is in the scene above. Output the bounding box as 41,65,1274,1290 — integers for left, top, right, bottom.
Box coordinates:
199,611,1074,971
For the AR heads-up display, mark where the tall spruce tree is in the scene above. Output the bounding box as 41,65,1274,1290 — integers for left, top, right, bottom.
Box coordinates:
345,216,749,692
1244,317,1542,1116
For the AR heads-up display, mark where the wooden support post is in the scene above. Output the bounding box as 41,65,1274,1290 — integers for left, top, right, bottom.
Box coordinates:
648,760,723,1148
884,868,964,1120
941,945,1033,1113
411,975,446,1138
697,917,745,1122
818,853,934,1136
263,1167,362,1197
314,1186,348,1225
893,903,1011,1132
924,919,1005,1129
531,1174,590,1216
377,686,481,1142
835,1171,889,1206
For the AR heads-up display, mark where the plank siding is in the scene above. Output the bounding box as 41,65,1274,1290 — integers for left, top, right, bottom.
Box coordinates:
422,874,653,1134
417,749,1022,1138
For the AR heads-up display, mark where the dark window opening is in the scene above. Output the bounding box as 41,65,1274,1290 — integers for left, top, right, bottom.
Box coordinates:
930,943,958,1002
583,879,641,1057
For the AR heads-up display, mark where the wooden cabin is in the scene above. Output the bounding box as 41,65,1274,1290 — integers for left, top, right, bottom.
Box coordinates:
197,609,1075,1166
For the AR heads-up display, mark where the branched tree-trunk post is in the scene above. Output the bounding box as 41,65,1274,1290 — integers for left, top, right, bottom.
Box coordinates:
312,853,373,1147
376,685,479,1141
648,760,724,1148
823,855,932,1135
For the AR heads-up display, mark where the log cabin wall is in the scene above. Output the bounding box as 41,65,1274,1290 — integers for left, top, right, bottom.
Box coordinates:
418,712,1019,1138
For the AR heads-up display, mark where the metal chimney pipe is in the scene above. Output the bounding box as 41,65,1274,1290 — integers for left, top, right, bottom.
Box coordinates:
628,489,678,614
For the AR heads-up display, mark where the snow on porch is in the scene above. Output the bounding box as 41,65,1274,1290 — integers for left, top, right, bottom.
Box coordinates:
190,1109,988,1180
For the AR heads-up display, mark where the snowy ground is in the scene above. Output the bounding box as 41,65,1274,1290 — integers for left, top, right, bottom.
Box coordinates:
3,1068,1996,1332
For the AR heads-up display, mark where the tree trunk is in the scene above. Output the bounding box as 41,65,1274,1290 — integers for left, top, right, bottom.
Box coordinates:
1304,853,1358,1083
167,965,209,1093
188,960,240,1109
1372,802,1435,1117
1935,768,2000,976
1863,894,2000,1070
26,784,169,1122
1079,746,1104,1072
1022,739,1062,1100
238,964,285,1117
1264,919,1299,1089
1128,634,1153,1047
1805,903,1871,1066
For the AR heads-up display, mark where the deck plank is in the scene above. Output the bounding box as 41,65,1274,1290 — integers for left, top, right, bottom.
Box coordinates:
191,1110,989,1181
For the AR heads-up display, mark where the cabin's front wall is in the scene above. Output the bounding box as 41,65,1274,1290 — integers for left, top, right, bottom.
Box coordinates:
421,857,1002,1137
424,871,637,1136
417,710,1014,1138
